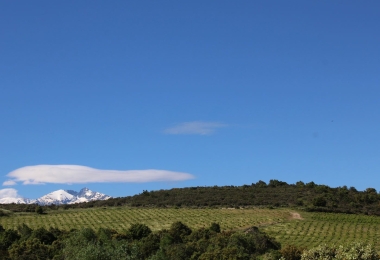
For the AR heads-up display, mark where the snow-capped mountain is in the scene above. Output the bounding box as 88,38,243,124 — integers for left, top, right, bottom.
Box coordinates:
0,188,111,205
34,189,76,205
0,197,32,204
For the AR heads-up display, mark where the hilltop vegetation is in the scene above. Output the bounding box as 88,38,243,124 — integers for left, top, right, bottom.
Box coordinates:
2,180,378,216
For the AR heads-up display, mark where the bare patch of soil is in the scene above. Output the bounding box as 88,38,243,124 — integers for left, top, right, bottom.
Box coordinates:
290,212,303,220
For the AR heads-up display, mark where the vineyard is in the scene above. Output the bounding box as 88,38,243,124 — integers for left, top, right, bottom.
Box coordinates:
262,211,380,250
1,207,379,250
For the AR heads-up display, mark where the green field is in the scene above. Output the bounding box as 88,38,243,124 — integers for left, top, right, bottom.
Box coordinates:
262,211,380,250
1,207,379,250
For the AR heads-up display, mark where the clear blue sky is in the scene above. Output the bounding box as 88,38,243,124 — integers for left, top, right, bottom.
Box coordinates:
1,1,379,199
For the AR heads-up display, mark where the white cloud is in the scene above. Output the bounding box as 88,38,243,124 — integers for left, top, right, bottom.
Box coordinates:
164,121,227,135
4,165,195,185
0,188,21,199
2,180,17,186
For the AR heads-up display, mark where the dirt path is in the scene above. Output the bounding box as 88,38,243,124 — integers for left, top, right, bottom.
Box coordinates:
290,212,303,220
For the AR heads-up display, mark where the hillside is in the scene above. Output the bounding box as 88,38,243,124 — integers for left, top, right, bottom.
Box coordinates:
0,207,379,252
1,180,379,216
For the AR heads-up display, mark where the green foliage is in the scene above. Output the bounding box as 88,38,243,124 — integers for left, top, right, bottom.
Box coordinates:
97,228,117,243
16,223,32,240
0,229,20,251
335,242,379,260
139,233,161,258
313,197,327,207
0,210,10,217
127,223,152,240
301,243,380,260
1,180,380,217
306,182,316,188
256,180,268,188
268,179,288,187
29,227,56,245
209,222,221,233
8,238,51,260
62,229,131,260
169,221,192,243
0,220,379,260
79,227,98,242
35,205,44,214
280,244,304,260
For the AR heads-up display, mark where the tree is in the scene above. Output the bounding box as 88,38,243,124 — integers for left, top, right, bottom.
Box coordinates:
313,197,327,207
17,224,32,240
0,229,20,251
30,227,56,245
35,206,43,214
8,238,51,260
280,244,304,260
268,179,287,187
209,223,221,233
169,222,192,243
128,223,152,240
255,180,267,188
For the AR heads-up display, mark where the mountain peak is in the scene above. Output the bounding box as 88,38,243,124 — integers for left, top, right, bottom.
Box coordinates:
0,188,111,205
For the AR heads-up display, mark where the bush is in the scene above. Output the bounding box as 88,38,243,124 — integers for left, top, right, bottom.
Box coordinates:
335,242,379,260
8,238,51,260
128,223,152,240
280,244,304,260
313,197,327,207
35,206,44,214
169,222,192,243
301,243,380,260
209,223,221,233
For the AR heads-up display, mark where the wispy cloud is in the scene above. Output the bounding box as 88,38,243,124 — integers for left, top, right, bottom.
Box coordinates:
164,121,227,135
0,188,21,199
4,165,195,185
3,180,17,186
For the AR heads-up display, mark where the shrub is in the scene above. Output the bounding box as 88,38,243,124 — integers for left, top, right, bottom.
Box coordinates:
35,206,43,214
301,244,336,260
301,243,380,260
169,222,192,243
209,223,221,233
335,242,379,260
280,244,304,260
128,223,152,240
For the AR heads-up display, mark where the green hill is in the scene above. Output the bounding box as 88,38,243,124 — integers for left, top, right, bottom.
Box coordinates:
1,180,379,216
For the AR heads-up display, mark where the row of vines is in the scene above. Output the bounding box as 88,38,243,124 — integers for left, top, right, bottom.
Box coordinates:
1,207,379,250
263,211,380,250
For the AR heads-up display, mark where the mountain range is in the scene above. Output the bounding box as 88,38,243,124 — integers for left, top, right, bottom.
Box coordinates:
0,188,111,205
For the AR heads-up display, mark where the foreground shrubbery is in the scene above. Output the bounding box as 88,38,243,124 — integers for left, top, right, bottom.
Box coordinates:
0,222,280,259
300,243,379,260
0,222,378,259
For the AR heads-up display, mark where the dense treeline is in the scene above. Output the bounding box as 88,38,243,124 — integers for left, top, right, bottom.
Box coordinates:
0,222,282,259
1,180,380,216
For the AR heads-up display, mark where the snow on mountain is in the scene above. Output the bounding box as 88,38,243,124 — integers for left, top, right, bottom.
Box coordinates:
77,187,110,201
0,197,31,204
34,189,76,205
0,188,111,205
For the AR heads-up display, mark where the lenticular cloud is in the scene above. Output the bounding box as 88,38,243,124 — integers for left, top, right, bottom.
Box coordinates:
4,165,195,185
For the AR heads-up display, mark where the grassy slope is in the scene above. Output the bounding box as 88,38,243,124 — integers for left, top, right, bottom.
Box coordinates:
262,211,380,249
1,207,379,250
